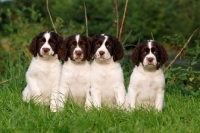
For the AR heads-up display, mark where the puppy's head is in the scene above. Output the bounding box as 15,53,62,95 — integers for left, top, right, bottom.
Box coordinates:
131,40,168,69
91,34,124,62
29,31,63,58
58,34,91,62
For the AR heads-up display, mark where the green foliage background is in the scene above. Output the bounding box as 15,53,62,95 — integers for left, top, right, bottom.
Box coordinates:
1,0,200,39
0,0,200,94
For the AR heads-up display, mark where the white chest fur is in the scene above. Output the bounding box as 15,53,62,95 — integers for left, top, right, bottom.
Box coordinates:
89,59,126,107
127,63,165,111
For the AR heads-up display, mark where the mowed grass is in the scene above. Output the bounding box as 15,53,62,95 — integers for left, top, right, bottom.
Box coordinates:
1,56,200,133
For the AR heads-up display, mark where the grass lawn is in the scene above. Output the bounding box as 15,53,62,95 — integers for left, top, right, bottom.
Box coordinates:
1,75,200,133
0,56,200,133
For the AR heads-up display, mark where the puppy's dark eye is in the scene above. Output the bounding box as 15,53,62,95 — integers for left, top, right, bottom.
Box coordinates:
40,38,46,44
143,52,147,55
106,42,111,48
79,41,85,47
70,41,76,47
39,41,44,45
42,38,46,43
151,48,158,55
49,40,55,45
95,43,101,48
153,51,157,55
70,44,75,47
49,42,53,45
106,44,111,48
39,41,45,46
142,48,149,55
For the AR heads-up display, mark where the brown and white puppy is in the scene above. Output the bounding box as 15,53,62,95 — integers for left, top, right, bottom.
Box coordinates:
22,31,63,112
85,34,126,108
126,40,168,111
55,34,91,111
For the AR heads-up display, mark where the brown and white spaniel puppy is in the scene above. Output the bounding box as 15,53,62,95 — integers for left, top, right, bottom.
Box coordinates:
85,34,126,108
55,34,91,111
22,31,63,112
126,40,168,111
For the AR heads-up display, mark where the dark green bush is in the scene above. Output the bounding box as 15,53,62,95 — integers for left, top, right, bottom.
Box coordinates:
164,34,200,96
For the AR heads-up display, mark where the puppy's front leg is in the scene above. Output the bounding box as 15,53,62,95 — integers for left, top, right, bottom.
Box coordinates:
115,86,126,107
56,85,69,111
127,87,137,110
50,84,59,112
91,87,101,108
155,89,164,111
50,91,57,112
23,75,41,102
85,89,92,108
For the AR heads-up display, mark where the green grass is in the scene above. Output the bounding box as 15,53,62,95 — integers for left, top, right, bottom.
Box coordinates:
1,56,200,133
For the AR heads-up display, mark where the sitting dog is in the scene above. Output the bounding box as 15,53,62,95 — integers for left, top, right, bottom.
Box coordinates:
22,31,63,112
86,34,126,108
56,34,91,111
126,40,168,111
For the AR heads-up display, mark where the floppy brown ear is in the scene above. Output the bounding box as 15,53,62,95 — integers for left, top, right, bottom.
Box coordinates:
85,37,91,61
55,34,63,55
29,35,39,57
131,43,141,66
111,36,124,62
58,37,68,61
91,35,99,60
157,43,168,68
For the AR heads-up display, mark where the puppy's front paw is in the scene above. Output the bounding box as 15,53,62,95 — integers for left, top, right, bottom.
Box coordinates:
50,107,57,112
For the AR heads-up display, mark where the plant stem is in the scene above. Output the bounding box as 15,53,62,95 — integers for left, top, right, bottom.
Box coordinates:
118,0,128,41
46,0,57,33
84,2,88,37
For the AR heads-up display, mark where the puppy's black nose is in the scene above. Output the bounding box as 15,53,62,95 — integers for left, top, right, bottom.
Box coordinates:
147,57,153,62
43,48,50,53
75,50,82,56
99,51,105,56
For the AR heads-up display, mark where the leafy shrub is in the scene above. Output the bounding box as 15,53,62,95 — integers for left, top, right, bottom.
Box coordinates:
164,34,200,96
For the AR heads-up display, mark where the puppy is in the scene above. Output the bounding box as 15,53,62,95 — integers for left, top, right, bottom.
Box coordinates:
126,40,168,111
56,34,91,111
86,34,126,108
22,31,63,111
